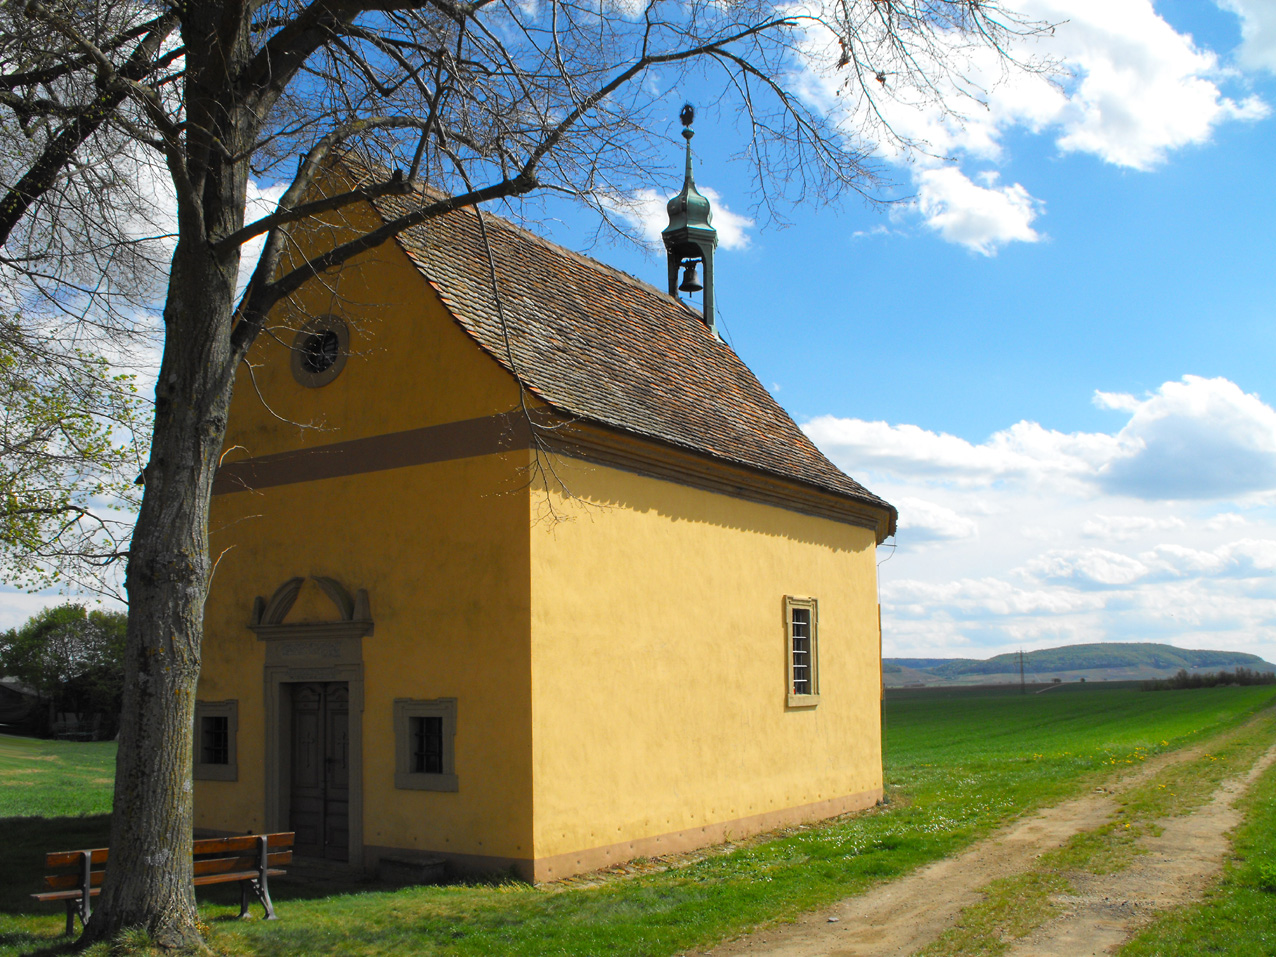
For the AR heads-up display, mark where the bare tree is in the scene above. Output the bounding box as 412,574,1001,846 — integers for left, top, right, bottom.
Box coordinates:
1,0,1044,945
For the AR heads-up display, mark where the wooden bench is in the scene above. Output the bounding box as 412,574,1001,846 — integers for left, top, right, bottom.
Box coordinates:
33,832,293,934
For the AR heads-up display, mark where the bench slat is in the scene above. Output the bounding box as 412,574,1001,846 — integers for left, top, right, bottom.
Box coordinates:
192,833,294,856
33,887,101,903
192,868,285,888
43,871,104,892
44,848,108,869
43,833,294,871
194,851,291,877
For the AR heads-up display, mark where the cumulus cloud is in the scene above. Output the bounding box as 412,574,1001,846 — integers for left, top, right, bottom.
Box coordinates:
884,577,1103,618
803,414,1114,488
808,376,1276,502
915,168,1042,255
1081,515,1186,541
895,496,979,545
1027,0,1269,169
1098,376,1276,499
600,187,753,251
1218,0,1276,72
804,375,1276,663
797,0,1269,250
1027,548,1151,587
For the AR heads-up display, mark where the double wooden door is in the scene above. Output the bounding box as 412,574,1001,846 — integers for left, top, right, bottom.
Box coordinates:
290,682,349,861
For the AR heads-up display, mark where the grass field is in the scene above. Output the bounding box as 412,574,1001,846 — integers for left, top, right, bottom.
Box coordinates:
0,734,115,818
1,682,1273,956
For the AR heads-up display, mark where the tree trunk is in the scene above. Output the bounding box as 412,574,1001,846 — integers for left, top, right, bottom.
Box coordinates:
79,235,240,948
75,2,254,942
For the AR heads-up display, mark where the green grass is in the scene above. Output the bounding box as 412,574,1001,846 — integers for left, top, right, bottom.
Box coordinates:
912,699,1276,956
1118,735,1276,957
1,685,1273,957
0,734,116,818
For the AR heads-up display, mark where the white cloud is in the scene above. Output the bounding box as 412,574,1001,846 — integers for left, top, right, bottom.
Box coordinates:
1218,0,1276,72
1205,512,1250,531
803,414,1114,489
1028,0,1268,169
804,375,1276,664
895,496,979,545
1081,514,1186,541
1027,548,1150,587
808,376,1276,502
240,181,290,296
797,0,1270,250
601,187,753,251
1098,376,1276,499
915,168,1043,255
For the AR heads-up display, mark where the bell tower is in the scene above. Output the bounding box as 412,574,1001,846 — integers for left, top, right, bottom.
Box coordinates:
663,104,718,336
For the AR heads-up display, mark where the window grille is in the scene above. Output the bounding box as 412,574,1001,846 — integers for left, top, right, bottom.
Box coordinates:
791,608,812,695
410,715,444,774
201,715,230,765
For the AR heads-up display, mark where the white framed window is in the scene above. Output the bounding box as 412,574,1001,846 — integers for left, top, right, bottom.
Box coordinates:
785,597,819,707
393,698,458,791
193,699,238,781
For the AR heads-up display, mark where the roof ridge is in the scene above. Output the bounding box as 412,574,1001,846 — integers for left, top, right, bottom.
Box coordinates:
365,174,694,316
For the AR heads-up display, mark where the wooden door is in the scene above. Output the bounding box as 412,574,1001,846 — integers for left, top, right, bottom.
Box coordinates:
290,682,350,861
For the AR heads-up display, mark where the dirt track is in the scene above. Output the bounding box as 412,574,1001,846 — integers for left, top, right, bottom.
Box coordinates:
705,739,1276,957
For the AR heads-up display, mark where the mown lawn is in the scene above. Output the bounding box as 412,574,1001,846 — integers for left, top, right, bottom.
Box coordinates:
0,734,116,818
1,683,1272,957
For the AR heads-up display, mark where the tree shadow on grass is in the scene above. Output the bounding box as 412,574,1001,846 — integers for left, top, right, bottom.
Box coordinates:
0,815,112,915
0,930,78,957
0,814,440,947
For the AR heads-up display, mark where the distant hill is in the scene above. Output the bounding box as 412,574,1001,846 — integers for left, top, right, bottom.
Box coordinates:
883,642,1276,687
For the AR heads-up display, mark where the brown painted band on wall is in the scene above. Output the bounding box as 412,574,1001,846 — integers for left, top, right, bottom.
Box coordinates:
212,410,534,495
211,408,894,539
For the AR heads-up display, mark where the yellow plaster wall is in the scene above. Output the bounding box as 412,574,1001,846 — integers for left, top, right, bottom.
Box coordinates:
220,216,520,461
197,453,534,861
197,216,537,863
527,458,883,863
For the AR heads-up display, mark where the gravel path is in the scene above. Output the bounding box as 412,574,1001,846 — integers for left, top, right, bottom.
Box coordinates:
704,738,1276,957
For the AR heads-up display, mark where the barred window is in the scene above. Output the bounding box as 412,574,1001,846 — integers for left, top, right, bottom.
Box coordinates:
201,715,230,765
394,698,458,791
193,700,237,781
410,715,444,774
785,597,819,707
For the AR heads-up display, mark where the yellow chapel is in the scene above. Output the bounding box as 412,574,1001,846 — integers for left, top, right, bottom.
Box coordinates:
193,141,897,881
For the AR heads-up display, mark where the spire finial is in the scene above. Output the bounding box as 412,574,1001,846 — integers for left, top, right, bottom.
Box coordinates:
679,103,696,182
663,102,719,335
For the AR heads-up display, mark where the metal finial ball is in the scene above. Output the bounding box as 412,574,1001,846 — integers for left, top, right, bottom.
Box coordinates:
680,103,695,128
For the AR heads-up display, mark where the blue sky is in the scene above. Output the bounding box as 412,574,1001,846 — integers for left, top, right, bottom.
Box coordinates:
5,0,1276,667
557,0,1276,665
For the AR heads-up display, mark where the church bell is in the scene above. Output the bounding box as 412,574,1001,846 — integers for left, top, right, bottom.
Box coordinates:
678,260,703,293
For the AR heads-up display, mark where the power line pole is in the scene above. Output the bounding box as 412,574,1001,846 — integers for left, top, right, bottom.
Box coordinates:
1020,649,1026,694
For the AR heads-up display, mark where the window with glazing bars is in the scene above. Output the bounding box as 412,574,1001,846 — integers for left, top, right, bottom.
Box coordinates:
394,697,458,790
790,608,812,694
201,715,230,764
785,597,819,705
410,715,444,774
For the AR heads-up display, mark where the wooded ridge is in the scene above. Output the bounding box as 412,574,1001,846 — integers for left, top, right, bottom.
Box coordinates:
885,642,1276,685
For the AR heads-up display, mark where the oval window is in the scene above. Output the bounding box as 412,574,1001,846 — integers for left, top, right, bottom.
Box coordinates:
290,316,349,387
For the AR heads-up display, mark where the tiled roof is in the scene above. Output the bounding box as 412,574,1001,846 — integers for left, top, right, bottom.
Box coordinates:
375,191,895,526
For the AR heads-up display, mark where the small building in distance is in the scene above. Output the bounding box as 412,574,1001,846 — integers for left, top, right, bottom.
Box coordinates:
194,129,896,881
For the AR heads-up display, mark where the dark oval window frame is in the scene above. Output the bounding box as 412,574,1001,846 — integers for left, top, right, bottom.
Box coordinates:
290,315,350,388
